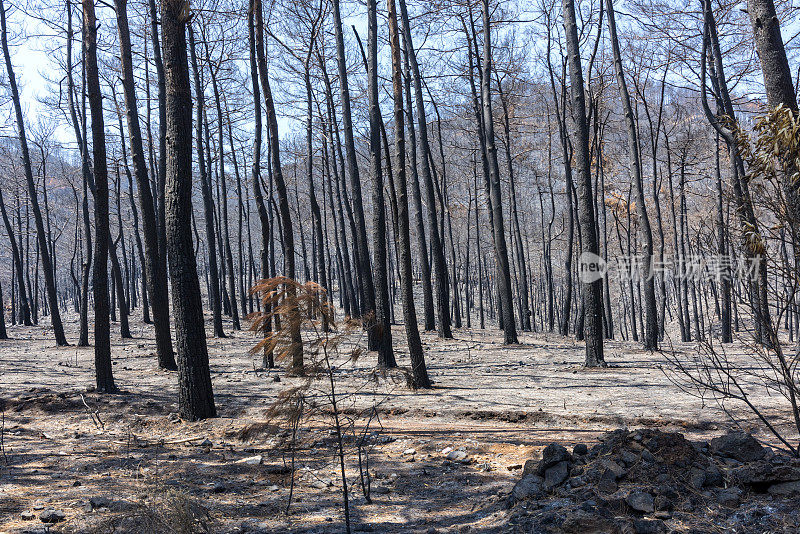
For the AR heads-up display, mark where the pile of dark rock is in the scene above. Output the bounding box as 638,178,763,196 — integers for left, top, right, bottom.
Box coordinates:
507,429,800,533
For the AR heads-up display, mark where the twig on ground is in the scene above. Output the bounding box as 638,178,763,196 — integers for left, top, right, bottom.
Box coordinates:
1,404,8,466
80,393,104,430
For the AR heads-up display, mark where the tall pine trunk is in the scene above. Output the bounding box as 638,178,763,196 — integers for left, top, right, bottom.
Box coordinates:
161,0,216,420
480,0,517,344
0,0,67,346
605,0,658,350
82,0,116,389
254,0,302,373
388,0,430,387
399,0,452,338
116,0,177,368
368,0,396,367
563,0,604,366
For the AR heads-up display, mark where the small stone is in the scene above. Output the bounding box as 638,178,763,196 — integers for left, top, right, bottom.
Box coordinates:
710,432,766,463
21,510,35,520
39,509,66,523
72,480,82,487
402,448,416,456
626,491,655,513
538,443,571,473
543,460,570,490
716,488,742,507
573,443,588,456
198,438,213,448
508,473,544,504
633,518,666,534
653,494,673,512
268,485,280,492
689,469,705,489
599,459,626,479
235,455,263,465
446,449,468,463
621,450,639,466
522,459,538,476
767,480,800,497
704,464,724,487
596,475,618,494
88,496,111,511
211,482,226,493
311,478,332,489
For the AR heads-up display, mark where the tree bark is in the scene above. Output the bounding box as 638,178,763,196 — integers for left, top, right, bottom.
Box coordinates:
605,0,658,350
563,0,605,366
161,0,216,420
116,0,178,356
0,185,29,326
188,24,226,338
81,0,115,389
367,0,396,367
254,0,302,373
389,0,430,387
330,0,378,350
398,0,452,338
115,0,177,367
247,0,272,367
0,0,67,346
480,0,517,344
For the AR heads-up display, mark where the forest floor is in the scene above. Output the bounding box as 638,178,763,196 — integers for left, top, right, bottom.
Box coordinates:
0,311,791,533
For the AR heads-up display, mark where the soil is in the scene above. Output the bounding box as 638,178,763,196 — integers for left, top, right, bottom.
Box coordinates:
0,310,793,533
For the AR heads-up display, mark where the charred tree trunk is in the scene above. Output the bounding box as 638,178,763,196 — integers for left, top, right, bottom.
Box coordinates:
563,0,605,366
605,0,658,350
0,185,30,326
388,0,430,387
399,0,452,338
0,0,67,346
481,0,517,344
330,0,378,350
82,0,115,389
116,0,177,367
255,0,302,373
366,0,396,367
188,24,226,338
161,0,216,420
247,0,273,367
66,0,91,344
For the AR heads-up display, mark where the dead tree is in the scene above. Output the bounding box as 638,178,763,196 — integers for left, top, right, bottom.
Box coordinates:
115,0,177,368
82,0,115,389
563,0,605,366
0,0,67,346
161,0,216,420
